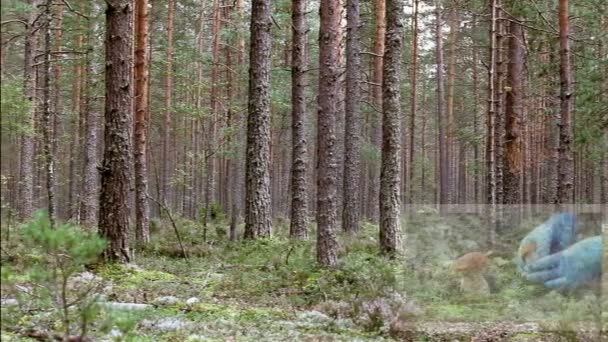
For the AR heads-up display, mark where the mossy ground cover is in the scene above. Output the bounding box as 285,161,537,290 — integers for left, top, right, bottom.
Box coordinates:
1,213,604,341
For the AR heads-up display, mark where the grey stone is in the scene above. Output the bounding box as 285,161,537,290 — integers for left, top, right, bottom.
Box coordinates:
104,302,152,310
153,295,180,306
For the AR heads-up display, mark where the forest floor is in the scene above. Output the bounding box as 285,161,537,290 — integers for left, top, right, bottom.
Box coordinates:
1,213,606,341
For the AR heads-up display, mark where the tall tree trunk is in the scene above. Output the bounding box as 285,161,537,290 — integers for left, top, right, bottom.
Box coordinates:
472,21,480,204
41,0,57,226
18,0,40,220
407,0,419,205
379,0,403,256
68,18,84,222
244,0,273,239
420,80,428,202
503,19,525,205
446,2,457,204
557,0,574,204
342,0,361,233
134,0,150,243
51,5,64,218
494,4,505,207
162,0,175,209
435,2,448,210
80,9,100,227
99,0,134,263
486,0,497,207
290,0,309,238
205,0,221,232
368,0,385,222
316,0,341,267
485,0,498,245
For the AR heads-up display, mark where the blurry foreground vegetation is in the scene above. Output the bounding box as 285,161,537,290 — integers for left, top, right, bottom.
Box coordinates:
0,211,605,341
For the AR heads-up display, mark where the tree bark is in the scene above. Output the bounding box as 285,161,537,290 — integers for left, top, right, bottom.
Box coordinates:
407,0,419,205
244,0,273,239
557,0,574,205
435,2,448,210
18,0,40,220
486,0,497,207
134,0,150,243
379,0,403,256
99,0,134,263
503,19,525,205
162,0,175,209
316,0,341,267
205,0,221,230
80,9,100,227
342,0,361,233
368,0,385,222
472,19,480,204
51,4,64,218
446,3,457,204
289,0,309,239
41,0,57,226
494,4,506,207
68,19,84,222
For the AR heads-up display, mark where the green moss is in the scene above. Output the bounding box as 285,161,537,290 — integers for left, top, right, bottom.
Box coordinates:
98,264,176,290
510,332,542,341
427,302,501,322
186,303,288,323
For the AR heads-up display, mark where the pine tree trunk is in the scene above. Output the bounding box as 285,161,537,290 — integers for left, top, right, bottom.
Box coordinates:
472,23,480,204
244,0,273,239
41,0,57,226
205,0,221,228
494,4,506,207
316,0,341,267
407,0,419,205
289,0,309,239
503,19,524,205
341,0,362,233
368,0,385,222
80,16,100,227
99,0,134,263
435,2,448,210
162,0,175,209
18,0,40,220
134,0,150,244
446,3,458,204
68,21,84,222
420,81,428,202
379,0,403,256
51,5,64,218
485,0,498,244
557,0,574,205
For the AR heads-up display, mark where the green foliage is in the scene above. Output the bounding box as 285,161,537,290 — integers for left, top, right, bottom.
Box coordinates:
2,212,106,340
0,75,32,135
22,212,106,264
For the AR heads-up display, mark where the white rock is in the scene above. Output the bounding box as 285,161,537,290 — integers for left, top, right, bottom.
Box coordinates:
185,297,200,305
104,302,152,310
143,318,188,332
1,298,19,307
153,295,180,306
124,263,144,272
296,310,331,323
93,293,108,302
108,329,123,338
